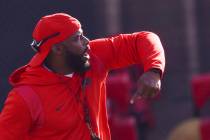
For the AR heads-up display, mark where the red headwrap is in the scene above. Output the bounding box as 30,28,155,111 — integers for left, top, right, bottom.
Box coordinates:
29,13,81,67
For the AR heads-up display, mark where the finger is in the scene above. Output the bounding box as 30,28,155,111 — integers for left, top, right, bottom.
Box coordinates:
142,87,159,99
130,92,139,104
141,87,153,99
130,85,144,104
150,87,160,97
141,85,159,99
142,90,156,99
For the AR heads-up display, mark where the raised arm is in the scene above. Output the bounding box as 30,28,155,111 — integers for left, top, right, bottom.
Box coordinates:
89,31,165,74
90,31,165,102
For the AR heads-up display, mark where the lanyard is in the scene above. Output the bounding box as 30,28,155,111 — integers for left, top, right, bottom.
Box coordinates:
81,77,100,140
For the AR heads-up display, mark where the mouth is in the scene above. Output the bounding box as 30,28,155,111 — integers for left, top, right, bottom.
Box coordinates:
82,53,90,61
81,45,90,61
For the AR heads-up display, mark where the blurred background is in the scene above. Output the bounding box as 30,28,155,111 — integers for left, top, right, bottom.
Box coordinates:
0,0,210,140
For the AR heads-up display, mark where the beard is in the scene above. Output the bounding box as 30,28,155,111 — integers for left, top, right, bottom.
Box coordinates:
65,51,91,74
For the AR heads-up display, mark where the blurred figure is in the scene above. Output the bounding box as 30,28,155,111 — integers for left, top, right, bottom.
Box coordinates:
106,72,138,140
0,13,165,140
168,73,210,140
168,118,201,140
168,118,210,140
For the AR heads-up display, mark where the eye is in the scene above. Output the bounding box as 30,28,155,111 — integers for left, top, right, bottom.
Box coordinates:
72,34,85,42
71,35,79,42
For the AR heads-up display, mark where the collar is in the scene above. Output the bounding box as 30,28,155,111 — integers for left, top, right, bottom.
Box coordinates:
42,64,74,78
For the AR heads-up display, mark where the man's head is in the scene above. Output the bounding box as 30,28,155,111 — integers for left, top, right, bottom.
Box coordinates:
46,28,91,74
29,13,90,74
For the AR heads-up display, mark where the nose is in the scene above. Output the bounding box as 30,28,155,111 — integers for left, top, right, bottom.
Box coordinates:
82,35,90,46
81,36,90,54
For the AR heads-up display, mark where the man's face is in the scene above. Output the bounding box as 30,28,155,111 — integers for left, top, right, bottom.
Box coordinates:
61,29,91,73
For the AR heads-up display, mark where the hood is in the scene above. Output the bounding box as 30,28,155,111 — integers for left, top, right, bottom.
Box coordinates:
9,65,70,87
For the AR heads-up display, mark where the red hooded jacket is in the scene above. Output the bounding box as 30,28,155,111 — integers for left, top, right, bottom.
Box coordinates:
0,32,165,140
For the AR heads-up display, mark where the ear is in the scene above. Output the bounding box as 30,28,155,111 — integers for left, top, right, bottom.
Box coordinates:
51,44,64,55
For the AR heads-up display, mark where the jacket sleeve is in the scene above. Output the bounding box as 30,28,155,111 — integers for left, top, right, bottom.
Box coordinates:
89,31,165,75
0,90,32,140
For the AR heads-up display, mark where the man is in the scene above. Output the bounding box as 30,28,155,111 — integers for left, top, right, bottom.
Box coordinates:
0,13,165,140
